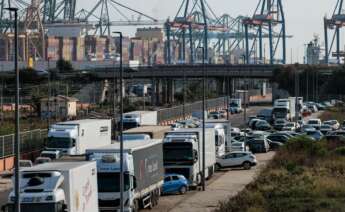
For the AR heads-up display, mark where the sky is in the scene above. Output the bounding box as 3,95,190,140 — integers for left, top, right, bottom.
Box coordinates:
79,0,339,63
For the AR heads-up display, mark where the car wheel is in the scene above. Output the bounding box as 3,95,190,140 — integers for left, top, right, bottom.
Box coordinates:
179,186,187,195
243,161,251,170
215,163,222,171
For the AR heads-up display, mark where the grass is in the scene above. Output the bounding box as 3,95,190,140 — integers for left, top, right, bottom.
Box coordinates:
0,118,47,136
216,136,345,212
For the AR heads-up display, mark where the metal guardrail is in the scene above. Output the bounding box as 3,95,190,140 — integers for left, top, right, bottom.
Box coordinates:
157,97,227,123
0,129,47,158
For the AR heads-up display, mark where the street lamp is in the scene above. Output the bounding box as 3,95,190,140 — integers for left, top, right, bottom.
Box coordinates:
47,57,51,128
197,46,206,191
5,7,20,212
113,31,124,212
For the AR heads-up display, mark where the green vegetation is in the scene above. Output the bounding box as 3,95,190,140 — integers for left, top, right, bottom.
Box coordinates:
320,107,345,123
216,136,345,212
0,119,47,136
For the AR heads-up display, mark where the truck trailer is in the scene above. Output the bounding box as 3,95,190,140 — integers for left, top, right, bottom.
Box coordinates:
163,128,216,186
3,162,98,212
86,139,164,211
44,119,112,156
124,125,171,140
122,111,158,130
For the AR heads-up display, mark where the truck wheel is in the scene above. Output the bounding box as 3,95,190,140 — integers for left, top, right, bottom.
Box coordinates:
243,161,251,170
215,163,222,171
179,186,187,195
152,192,158,207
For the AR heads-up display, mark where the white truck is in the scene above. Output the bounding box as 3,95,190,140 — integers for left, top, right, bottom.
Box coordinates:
86,140,164,211
122,111,158,130
44,119,112,157
229,98,243,114
272,97,296,121
163,128,216,186
3,162,98,212
124,125,171,140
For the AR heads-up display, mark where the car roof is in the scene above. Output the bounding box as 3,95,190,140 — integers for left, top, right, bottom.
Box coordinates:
165,174,185,177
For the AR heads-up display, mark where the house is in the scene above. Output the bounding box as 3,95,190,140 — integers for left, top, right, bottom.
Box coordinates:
40,95,78,119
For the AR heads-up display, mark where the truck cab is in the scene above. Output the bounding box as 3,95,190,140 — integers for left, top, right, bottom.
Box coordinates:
229,99,242,114
46,124,79,156
2,162,98,212
163,129,216,186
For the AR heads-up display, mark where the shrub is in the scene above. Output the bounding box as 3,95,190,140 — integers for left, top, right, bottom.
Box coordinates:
334,147,345,156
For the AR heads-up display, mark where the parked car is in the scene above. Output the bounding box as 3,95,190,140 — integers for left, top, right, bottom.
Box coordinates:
268,140,284,150
216,151,257,170
301,124,316,133
19,160,33,168
247,116,257,125
305,130,324,141
209,111,222,119
282,122,298,131
316,103,326,111
307,119,322,130
163,174,189,195
320,124,333,135
231,142,248,152
249,118,262,129
34,157,51,165
308,105,318,113
257,108,273,124
247,138,270,153
254,120,272,131
323,120,340,130
302,108,312,117
274,119,288,131
267,134,290,144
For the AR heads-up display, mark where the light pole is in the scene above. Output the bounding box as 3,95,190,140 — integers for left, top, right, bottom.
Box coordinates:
113,31,124,212
6,7,20,212
47,57,51,128
197,46,206,191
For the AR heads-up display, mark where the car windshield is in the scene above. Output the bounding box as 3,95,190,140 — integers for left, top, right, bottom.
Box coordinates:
285,123,294,127
276,120,285,124
308,120,319,125
321,125,331,129
232,143,242,146
123,134,149,141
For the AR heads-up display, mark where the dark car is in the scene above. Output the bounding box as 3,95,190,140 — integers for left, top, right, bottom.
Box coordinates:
267,134,290,144
247,138,270,153
268,140,284,150
254,120,272,131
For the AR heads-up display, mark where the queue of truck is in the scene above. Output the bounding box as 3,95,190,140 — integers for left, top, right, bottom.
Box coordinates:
3,99,270,212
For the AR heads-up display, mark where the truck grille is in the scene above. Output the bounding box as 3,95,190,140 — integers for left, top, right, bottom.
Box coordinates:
99,199,120,207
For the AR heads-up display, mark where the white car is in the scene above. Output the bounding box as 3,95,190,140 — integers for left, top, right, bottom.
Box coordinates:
282,122,298,131
307,119,322,130
216,151,257,170
323,120,340,130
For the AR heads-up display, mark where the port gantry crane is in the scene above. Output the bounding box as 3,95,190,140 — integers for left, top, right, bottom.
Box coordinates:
165,0,249,64
243,0,287,64
324,0,345,64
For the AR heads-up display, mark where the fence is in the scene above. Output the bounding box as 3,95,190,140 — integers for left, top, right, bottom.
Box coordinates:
0,129,47,159
157,97,227,123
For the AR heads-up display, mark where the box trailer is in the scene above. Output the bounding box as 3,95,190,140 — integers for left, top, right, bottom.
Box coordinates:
124,125,171,139
86,139,164,211
44,119,112,156
3,162,98,212
122,111,158,130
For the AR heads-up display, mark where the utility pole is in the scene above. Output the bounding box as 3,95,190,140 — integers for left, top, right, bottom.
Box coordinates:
0,77,3,124
6,7,20,212
113,31,124,212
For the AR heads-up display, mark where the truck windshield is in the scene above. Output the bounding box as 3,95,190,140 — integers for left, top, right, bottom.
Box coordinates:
163,143,194,165
6,203,64,212
230,103,239,107
47,137,74,149
98,173,130,193
273,108,288,113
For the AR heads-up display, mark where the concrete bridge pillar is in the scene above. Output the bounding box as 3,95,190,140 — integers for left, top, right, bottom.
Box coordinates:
167,79,175,104
162,79,168,105
155,79,161,106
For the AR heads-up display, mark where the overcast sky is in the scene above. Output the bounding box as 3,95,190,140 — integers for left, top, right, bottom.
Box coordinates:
80,0,338,63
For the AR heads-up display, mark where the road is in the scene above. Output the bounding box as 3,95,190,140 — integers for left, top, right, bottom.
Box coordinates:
0,106,267,208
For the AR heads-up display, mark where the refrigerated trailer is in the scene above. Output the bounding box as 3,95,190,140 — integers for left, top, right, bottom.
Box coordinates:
3,162,98,212
44,119,112,156
122,111,158,130
163,128,216,186
86,140,164,211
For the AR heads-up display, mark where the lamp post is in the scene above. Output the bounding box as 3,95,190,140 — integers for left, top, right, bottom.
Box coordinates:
113,31,124,212
197,46,206,191
47,57,51,128
6,7,20,212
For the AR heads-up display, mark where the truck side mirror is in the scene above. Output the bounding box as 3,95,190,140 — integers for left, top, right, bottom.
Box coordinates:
193,150,198,162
